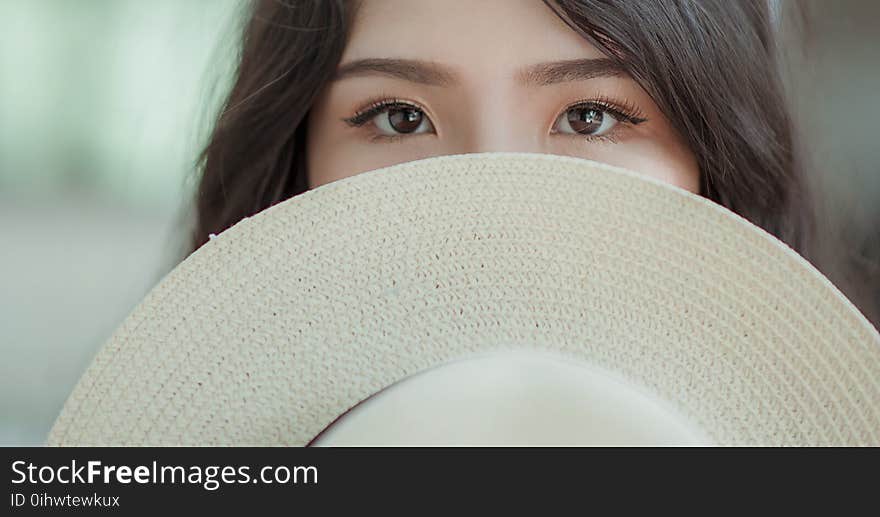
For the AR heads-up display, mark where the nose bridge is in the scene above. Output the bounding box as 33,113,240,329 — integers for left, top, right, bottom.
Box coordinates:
454,84,543,155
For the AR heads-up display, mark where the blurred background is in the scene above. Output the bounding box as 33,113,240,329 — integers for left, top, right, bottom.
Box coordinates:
0,0,241,445
1,0,878,445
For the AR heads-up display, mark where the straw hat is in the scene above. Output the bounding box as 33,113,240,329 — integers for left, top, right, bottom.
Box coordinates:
48,153,880,446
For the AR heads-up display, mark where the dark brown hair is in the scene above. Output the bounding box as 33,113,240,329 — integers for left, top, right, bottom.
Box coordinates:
195,0,352,251
194,1,812,254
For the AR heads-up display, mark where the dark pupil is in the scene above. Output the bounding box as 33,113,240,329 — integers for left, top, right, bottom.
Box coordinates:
388,107,423,133
567,108,603,134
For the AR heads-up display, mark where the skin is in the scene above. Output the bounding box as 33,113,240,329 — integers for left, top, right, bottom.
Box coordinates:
307,0,699,191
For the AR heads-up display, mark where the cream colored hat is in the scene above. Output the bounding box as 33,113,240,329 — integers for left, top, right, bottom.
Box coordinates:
49,153,880,446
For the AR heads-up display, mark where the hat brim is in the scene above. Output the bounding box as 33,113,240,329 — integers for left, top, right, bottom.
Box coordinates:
49,152,880,445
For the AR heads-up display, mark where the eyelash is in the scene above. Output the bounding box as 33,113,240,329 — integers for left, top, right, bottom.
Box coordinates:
341,97,429,142
342,95,648,142
343,97,426,126
554,95,647,143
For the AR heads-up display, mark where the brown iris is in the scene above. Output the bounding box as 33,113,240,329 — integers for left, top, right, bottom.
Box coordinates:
387,107,424,133
566,108,604,134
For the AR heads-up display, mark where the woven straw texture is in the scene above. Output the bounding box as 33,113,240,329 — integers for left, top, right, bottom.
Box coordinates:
48,152,880,446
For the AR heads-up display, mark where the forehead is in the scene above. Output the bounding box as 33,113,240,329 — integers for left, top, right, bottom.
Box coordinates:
343,0,604,66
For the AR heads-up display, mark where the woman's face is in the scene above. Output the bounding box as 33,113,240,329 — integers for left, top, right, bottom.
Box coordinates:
306,0,699,191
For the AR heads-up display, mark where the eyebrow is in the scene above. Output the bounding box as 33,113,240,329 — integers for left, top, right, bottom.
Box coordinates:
334,58,626,87
335,58,456,86
517,58,627,86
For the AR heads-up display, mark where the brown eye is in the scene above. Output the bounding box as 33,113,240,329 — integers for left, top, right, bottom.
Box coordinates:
388,107,423,133
374,105,434,135
568,108,603,133
553,106,618,136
